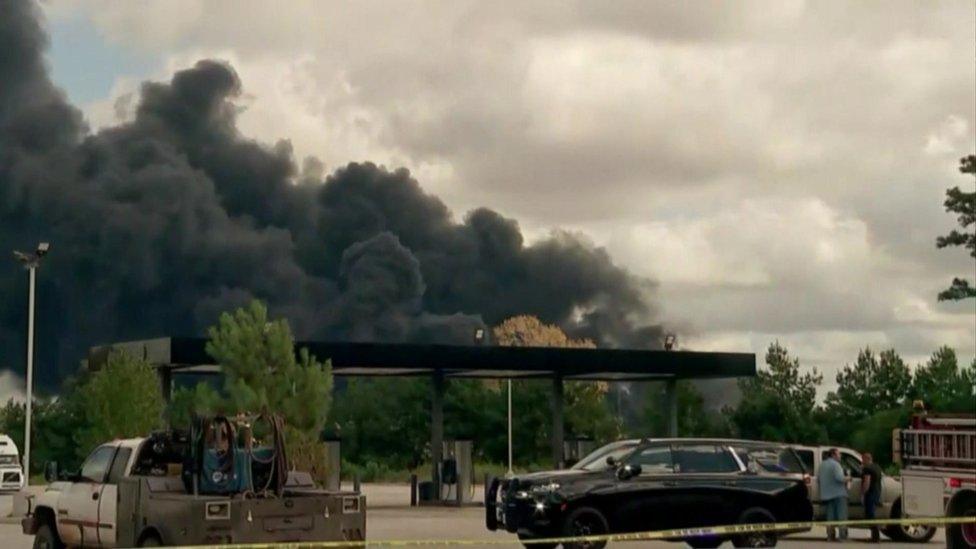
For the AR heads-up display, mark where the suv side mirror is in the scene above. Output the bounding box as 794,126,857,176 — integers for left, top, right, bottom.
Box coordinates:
617,463,642,480
44,461,58,483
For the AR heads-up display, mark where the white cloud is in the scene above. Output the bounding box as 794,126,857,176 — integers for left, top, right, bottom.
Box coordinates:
925,115,971,157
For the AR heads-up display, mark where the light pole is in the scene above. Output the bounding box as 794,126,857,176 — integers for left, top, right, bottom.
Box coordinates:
663,333,677,437
13,242,50,487
506,377,512,477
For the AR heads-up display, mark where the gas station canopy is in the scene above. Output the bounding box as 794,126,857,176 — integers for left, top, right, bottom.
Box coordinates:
87,337,755,381
88,336,756,497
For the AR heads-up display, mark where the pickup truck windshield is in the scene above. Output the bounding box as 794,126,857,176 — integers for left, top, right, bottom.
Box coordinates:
80,446,116,483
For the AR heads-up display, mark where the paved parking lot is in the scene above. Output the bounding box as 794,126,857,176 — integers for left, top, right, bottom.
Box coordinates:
1,489,946,548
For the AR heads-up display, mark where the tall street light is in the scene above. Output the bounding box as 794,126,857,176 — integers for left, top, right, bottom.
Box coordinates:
13,242,50,486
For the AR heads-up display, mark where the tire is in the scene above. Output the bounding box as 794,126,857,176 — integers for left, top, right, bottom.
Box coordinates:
731,507,777,548
517,533,557,549
883,500,937,543
686,538,724,548
138,533,163,547
561,506,610,549
32,523,65,549
947,493,976,549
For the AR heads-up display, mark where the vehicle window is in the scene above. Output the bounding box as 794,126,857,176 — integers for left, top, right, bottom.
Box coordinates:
840,453,863,477
797,449,815,472
571,441,638,471
734,446,804,474
107,448,132,484
629,446,674,474
80,446,117,483
673,445,739,473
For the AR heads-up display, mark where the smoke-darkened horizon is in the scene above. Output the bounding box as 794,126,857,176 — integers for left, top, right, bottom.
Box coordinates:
0,0,664,391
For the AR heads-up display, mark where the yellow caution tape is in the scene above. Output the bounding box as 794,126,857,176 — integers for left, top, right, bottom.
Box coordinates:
163,515,976,548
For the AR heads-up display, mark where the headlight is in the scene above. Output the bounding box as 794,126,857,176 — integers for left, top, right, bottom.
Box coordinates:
530,482,561,494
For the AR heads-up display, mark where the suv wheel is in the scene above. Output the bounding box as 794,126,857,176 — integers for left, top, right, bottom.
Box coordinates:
686,537,724,548
561,506,609,549
732,507,777,548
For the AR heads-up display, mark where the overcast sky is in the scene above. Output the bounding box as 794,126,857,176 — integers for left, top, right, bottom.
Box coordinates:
24,0,975,396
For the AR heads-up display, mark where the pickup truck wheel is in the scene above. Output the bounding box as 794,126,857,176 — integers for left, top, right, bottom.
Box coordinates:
883,500,937,543
946,492,976,549
731,507,777,548
138,533,163,547
33,524,65,549
561,507,609,549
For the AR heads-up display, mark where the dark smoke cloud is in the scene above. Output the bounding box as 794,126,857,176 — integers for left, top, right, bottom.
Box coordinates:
0,0,664,390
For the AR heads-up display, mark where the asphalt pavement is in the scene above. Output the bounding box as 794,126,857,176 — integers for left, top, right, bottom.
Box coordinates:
1,487,946,548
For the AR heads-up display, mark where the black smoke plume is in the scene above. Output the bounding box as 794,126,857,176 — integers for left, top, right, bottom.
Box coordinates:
0,0,664,390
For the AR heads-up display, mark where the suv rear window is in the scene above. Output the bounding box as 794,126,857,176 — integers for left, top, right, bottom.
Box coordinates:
734,446,805,474
673,445,739,473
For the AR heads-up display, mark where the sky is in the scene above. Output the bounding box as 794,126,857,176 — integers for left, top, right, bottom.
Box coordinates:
13,0,975,397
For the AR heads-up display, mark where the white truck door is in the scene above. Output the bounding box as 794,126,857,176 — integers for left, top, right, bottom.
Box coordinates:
98,447,133,547
839,451,865,519
62,445,117,547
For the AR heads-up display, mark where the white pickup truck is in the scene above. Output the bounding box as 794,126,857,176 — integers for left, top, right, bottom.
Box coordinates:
22,432,365,548
0,434,25,491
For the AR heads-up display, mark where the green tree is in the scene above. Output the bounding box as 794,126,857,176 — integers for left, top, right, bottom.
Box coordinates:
824,348,911,429
730,342,826,443
204,301,333,435
848,407,913,468
74,350,165,458
333,377,431,469
912,346,976,412
167,381,223,428
0,376,88,474
644,381,731,438
178,301,334,482
936,154,975,301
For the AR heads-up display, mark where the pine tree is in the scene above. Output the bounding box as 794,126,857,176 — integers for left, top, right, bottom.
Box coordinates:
936,154,976,300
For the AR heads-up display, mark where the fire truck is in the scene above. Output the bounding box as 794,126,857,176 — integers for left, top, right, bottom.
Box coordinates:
895,408,976,548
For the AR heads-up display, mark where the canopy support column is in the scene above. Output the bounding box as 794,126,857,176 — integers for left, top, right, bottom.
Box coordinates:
665,378,678,437
551,375,565,469
431,369,445,500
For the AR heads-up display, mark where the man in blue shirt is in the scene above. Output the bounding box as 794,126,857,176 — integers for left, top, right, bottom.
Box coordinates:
818,448,849,541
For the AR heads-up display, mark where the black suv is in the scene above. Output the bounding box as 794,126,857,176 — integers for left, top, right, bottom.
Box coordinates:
486,438,812,548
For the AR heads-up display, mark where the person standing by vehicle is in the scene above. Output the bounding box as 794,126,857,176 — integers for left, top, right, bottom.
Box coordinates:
860,452,883,543
818,448,849,541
